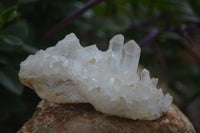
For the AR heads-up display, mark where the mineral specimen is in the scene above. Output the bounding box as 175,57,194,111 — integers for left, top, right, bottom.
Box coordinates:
19,33,172,120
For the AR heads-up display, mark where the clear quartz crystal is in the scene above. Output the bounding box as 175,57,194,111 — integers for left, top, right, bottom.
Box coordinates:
121,40,141,73
19,33,173,120
109,34,124,69
109,34,124,58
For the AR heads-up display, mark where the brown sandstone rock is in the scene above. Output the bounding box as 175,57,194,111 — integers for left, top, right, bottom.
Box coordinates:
17,100,196,133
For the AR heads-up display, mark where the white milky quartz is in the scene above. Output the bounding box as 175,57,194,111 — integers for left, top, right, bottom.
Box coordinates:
19,33,172,120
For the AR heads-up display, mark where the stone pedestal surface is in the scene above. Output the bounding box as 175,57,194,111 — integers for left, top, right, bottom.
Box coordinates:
17,100,196,133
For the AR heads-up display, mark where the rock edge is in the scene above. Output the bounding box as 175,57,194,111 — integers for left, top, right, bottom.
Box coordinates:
17,100,196,133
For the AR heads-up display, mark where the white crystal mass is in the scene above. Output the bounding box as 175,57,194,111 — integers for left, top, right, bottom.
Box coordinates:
19,33,172,120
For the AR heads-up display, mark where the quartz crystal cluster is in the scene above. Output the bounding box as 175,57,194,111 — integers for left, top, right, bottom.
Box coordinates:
19,33,172,120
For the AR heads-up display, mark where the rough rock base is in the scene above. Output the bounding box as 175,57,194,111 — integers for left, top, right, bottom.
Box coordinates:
17,100,196,133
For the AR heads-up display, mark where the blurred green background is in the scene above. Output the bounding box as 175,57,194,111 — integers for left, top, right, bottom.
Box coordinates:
0,0,200,132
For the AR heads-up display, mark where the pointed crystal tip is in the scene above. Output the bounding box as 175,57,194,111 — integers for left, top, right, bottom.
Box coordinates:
64,33,78,41
141,69,150,82
124,40,141,55
120,40,141,73
109,34,124,51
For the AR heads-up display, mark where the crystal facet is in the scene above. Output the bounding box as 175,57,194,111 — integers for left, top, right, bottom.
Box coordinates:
121,40,141,73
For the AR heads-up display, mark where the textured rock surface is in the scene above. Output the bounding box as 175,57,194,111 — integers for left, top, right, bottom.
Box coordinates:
17,100,196,133
19,33,172,120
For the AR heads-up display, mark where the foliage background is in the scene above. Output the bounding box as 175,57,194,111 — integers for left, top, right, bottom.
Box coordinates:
0,0,200,132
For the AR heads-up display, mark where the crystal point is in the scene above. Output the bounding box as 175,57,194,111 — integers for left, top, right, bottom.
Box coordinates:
109,34,124,67
141,69,150,82
109,34,124,51
120,40,141,73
